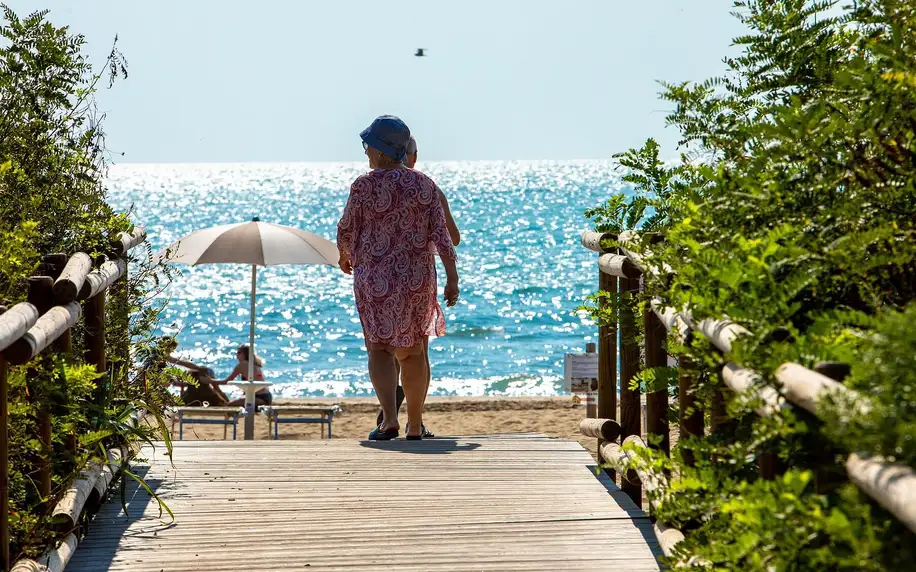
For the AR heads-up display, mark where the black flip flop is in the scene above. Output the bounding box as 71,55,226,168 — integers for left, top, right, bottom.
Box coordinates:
421,424,435,438
368,424,399,441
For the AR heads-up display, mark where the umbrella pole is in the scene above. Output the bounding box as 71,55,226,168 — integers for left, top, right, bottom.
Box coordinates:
244,264,257,440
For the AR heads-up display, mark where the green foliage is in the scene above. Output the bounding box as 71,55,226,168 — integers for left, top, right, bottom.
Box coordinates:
586,0,916,567
818,304,916,468
0,6,176,561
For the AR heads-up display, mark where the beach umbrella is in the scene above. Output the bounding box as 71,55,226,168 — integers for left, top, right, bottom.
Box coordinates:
158,217,338,434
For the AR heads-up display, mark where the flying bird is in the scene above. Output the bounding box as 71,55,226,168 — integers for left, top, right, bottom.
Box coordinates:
415,48,426,57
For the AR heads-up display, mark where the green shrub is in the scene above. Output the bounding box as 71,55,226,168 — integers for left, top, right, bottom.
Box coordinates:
0,6,176,560
585,0,916,568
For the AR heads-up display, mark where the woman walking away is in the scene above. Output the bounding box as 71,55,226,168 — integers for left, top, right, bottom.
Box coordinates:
337,115,459,440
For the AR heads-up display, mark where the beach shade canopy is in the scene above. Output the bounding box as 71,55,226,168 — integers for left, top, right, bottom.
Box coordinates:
157,218,338,434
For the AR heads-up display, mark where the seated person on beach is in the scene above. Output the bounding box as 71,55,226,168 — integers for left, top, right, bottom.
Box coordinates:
180,367,230,406
203,344,273,407
165,351,231,405
374,135,461,438
137,336,180,389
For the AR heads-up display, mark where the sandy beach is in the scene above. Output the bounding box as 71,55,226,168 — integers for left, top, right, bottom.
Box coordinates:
168,396,602,458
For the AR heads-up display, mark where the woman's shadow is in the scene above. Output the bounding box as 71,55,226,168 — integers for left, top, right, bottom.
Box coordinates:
359,439,482,455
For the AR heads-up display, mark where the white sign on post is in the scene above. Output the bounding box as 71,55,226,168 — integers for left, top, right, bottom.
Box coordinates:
564,352,599,393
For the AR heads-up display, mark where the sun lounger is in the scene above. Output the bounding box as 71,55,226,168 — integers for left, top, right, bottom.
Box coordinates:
258,405,341,439
169,406,248,440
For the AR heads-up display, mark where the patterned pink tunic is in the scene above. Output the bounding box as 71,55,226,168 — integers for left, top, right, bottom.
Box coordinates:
337,169,457,347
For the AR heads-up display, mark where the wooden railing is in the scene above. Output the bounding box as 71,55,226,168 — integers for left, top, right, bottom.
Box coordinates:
578,229,916,559
0,227,146,572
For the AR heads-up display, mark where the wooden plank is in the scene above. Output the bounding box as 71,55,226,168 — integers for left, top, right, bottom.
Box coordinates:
67,437,662,571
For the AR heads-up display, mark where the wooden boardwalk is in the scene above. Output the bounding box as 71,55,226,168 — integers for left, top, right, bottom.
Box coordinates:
68,435,661,571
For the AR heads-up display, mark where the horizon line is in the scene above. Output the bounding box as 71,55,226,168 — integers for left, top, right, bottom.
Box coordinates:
108,158,620,167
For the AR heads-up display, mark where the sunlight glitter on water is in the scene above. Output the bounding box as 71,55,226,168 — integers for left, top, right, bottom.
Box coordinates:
108,160,628,397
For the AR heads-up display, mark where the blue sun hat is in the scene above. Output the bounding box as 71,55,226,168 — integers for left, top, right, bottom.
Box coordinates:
360,115,411,161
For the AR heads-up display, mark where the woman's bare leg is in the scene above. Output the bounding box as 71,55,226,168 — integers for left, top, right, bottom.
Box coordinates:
423,336,431,403
395,339,428,437
368,343,400,431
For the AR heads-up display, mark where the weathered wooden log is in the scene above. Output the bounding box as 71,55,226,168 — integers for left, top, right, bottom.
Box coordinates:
653,521,686,558
92,447,123,499
649,298,690,343
597,270,617,480
5,303,82,366
51,464,102,532
77,258,126,301
710,367,736,436
580,230,616,253
689,315,751,354
579,418,622,441
10,533,77,572
84,289,107,388
601,436,691,561
847,453,916,534
597,253,641,279
619,275,642,506
618,230,674,275
811,363,849,492
51,262,76,354
0,302,40,353
52,252,93,304
721,362,783,417
775,362,871,418
600,435,668,500
645,307,670,455
24,278,55,507
111,226,147,257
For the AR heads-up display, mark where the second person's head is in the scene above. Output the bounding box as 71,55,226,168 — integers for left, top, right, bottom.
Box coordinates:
405,136,418,169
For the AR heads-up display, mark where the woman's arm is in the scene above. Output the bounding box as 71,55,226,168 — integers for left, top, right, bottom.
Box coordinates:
336,179,365,275
437,189,461,246
429,183,459,306
166,355,199,369
208,364,241,384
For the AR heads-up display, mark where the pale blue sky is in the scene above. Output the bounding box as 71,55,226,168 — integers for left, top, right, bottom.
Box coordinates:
7,1,744,163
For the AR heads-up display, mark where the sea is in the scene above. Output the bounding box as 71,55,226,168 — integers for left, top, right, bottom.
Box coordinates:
107,161,630,398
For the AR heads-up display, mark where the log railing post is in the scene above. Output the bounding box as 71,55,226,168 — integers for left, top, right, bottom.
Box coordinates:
710,367,736,437
585,342,598,420
84,290,107,386
619,275,642,506
43,255,71,356
26,277,55,507
0,306,8,572
678,358,703,467
597,270,618,482
644,306,669,456
113,269,129,389
812,362,850,493
45,256,79,461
